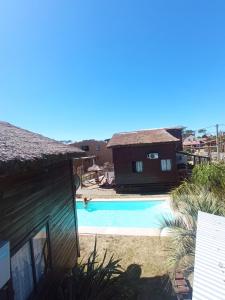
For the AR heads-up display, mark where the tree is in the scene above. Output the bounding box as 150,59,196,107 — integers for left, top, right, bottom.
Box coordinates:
192,162,225,196
197,128,207,136
182,129,195,139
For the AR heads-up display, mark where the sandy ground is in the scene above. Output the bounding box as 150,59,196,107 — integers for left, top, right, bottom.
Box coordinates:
79,234,171,277
79,234,173,300
77,185,169,199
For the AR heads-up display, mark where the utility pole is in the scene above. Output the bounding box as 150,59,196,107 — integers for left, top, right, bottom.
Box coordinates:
216,124,220,160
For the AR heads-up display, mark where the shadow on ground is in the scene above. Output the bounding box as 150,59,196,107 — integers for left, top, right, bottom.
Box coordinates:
120,264,174,300
54,263,175,300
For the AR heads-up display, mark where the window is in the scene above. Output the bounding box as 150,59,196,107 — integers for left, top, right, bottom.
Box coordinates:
96,145,100,151
161,159,172,171
11,243,34,300
81,145,89,151
11,225,50,300
32,227,49,282
132,161,143,173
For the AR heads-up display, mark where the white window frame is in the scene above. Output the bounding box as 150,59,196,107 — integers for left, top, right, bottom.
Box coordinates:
161,159,172,171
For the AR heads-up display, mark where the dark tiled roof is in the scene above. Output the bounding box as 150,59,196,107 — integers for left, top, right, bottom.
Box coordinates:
0,121,84,164
107,128,179,148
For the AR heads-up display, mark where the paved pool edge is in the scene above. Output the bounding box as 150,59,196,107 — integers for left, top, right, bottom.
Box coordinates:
79,226,171,237
76,196,170,202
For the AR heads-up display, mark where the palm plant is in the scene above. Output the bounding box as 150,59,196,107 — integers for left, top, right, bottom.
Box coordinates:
161,182,225,273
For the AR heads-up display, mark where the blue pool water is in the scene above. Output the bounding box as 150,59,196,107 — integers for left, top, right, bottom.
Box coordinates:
77,200,172,228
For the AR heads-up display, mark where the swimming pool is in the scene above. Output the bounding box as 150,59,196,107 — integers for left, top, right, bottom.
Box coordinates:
77,200,172,232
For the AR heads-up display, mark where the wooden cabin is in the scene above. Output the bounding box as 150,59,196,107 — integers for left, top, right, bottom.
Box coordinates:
71,139,113,167
0,121,84,300
107,128,183,193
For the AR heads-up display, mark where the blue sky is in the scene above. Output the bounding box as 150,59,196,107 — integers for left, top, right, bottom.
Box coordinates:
0,0,225,140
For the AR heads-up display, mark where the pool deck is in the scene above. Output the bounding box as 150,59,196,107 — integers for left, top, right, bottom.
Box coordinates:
79,226,170,236
76,196,170,202
76,194,170,202
76,185,170,200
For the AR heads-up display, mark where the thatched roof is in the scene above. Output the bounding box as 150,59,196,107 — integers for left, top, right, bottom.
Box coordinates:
0,121,84,169
107,128,179,148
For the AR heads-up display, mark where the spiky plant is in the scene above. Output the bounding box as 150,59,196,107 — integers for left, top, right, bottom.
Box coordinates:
58,238,137,300
161,185,225,274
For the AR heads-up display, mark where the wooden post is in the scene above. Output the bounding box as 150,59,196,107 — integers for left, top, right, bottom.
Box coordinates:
216,124,220,160
69,159,80,257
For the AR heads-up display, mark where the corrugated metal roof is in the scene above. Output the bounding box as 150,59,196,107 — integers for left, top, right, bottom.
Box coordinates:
193,211,225,300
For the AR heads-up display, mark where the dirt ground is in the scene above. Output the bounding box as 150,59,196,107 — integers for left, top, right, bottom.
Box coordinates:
79,234,174,300
79,235,171,277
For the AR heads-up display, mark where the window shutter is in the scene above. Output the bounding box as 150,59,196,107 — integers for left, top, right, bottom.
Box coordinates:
167,159,172,170
161,160,166,171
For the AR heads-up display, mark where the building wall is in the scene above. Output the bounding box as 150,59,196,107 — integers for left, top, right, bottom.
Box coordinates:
72,140,113,166
166,128,183,151
112,143,179,192
0,160,78,298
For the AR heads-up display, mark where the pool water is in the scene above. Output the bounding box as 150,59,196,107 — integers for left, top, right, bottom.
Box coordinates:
77,200,172,229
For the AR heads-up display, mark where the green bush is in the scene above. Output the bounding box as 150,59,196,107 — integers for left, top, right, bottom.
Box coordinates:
191,162,225,195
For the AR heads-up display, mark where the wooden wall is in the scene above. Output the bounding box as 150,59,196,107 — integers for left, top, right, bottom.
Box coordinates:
166,128,183,151
72,140,113,166
112,143,179,192
0,160,78,296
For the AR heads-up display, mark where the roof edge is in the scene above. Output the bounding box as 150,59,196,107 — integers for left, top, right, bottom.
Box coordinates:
107,140,179,148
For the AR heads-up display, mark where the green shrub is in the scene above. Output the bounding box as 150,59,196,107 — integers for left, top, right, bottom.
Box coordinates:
191,162,225,195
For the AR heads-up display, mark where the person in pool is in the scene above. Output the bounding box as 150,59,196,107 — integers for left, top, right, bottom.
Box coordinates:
83,197,92,208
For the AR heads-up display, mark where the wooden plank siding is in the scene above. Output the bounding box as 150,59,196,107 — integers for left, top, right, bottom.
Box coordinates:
112,143,179,193
0,159,79,297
